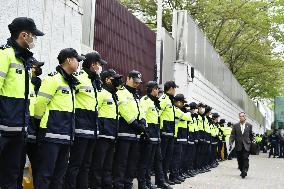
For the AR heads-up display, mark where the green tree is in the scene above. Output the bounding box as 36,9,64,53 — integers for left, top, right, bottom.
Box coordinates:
119,0,284,99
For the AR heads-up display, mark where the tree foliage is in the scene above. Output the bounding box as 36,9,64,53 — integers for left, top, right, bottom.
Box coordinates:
119,0,284,99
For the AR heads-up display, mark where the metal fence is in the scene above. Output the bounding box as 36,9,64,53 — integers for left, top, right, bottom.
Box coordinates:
173,10,265,125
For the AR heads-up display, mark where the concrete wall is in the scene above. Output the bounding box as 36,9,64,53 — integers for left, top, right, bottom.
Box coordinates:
0,0,83,75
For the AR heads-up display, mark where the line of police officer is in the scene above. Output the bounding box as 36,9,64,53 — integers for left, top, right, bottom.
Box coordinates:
0,17,233,189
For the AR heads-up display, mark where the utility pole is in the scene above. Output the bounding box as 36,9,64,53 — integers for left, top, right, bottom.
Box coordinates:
156,0,162,83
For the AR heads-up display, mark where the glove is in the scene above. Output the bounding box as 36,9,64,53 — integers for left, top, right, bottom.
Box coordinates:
131,120,146,135
36,128,46,145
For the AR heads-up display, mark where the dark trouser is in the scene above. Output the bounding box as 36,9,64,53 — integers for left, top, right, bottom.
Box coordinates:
0,135,25,189
160,135,174,179
169,142,182,179
211,144,217,163
269,143,278,157
18,142,38,189
217,141,223,160
153,143,166,185
113,139,140,189
236,144,250,173
187,143,196,170
205,142,211,166
64,137,96,189
280,141,284,157
90,138,115,189
180,143,190,172
137,141,154,185
200,142,208,167
35,141,70,189
195,142,202,169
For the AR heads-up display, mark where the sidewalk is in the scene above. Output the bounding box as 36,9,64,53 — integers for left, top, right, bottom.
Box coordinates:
173,153,284,189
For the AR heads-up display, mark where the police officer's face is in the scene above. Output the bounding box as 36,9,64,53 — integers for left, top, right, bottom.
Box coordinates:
127,77,140,88
68,58,79,73
151,87,159,97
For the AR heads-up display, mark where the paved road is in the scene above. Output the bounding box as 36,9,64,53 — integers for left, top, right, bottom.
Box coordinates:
172,153,284,189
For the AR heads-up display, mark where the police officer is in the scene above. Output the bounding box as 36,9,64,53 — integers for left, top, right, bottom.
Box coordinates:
159,81,178,185
210,113,220,167
64,51,106,188
18,59,45,188
169,94,192,184
90,69,122,189
34,48,84,188
195,103,207,173
218,119,226,160
269,129,279,158
0,17,44,189
203,106,212,170
137,81,172,189
183,102,199,177
113,70,146,189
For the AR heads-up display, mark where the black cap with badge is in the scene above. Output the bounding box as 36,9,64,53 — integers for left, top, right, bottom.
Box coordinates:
57,48,85,64
175,94,187,103
189,102,198,109
212,112,220,118
101,69,122,82
128,70,142,83
84,51,107,66
8,17,44,36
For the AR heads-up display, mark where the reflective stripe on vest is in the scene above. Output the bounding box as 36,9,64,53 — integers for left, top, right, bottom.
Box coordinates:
161,132,174,136
80,86,93,91
75,129,94,135
38,92,53,99
117,133,137,138
98,135,116,140
27,135,36,140
0,71,7,78
177,138,187,142
45,133,70,140
0,124,23,132
149,137,159,142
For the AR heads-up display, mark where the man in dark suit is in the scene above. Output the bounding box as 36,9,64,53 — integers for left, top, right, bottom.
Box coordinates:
229,112,254,179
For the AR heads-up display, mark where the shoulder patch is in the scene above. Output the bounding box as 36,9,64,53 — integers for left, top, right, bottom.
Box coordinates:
48,71,58,76
144,96,149,100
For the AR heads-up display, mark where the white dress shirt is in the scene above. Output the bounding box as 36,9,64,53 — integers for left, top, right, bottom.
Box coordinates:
240,122,246,134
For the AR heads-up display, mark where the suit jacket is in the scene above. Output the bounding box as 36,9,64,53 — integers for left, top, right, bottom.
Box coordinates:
229,122,254,152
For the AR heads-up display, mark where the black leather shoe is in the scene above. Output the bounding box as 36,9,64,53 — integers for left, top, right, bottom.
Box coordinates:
164,178,175,185
146,183,157,189
241,171,247,179
169,178,181,184
156,182,173,189
176,176,185,182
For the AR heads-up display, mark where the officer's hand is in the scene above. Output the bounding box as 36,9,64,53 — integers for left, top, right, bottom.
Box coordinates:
36,128,46,145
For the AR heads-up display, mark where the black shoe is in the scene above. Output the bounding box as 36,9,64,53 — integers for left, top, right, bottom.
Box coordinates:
156,182,173,189
146,183,157,189
176,176,185,182
169,178,181,184
164,178,175,185
241,171,247,179
138,184,149,189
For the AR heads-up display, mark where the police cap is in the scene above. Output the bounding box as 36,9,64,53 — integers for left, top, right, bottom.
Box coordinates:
84,51,107,66
128,70,142,83
175,94,187,103
8,17,44,36
57,48,85,64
